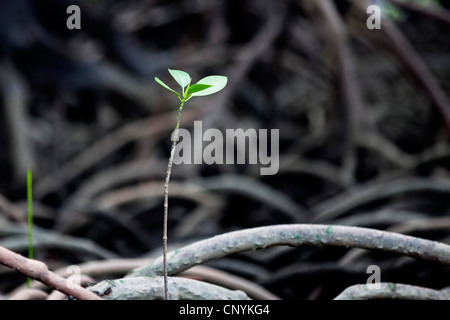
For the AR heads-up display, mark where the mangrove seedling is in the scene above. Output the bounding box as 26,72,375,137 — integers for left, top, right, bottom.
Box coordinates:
155,69,227,299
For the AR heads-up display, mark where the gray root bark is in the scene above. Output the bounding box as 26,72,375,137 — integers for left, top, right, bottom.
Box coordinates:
88,276,250,300
127,224,450,278
334,283,450,300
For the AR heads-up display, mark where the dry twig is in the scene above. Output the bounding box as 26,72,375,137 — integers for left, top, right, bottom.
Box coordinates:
0,245,102,300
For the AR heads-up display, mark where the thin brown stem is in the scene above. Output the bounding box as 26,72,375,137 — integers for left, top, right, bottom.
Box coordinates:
163,101,184,300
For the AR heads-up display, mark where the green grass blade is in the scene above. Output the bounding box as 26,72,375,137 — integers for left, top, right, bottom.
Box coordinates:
27,169,33,288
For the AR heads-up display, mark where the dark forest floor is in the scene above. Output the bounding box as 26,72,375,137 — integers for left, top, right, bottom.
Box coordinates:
0,0,449,300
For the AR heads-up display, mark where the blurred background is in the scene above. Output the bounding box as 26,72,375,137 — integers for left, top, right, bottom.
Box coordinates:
0,0,449,299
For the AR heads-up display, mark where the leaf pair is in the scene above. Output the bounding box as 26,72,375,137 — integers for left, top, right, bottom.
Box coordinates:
155,69,227,101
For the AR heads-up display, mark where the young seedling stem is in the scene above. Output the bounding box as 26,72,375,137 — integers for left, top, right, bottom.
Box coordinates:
162,100,184,300
156,69,227,299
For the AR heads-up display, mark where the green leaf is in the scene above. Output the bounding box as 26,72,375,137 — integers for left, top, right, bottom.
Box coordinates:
168,69,191,89
155,77,180,98
190,75,228,97
186,84,213,96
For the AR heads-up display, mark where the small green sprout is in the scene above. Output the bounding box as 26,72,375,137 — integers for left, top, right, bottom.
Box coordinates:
156,69,228,103
155,69,227,300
